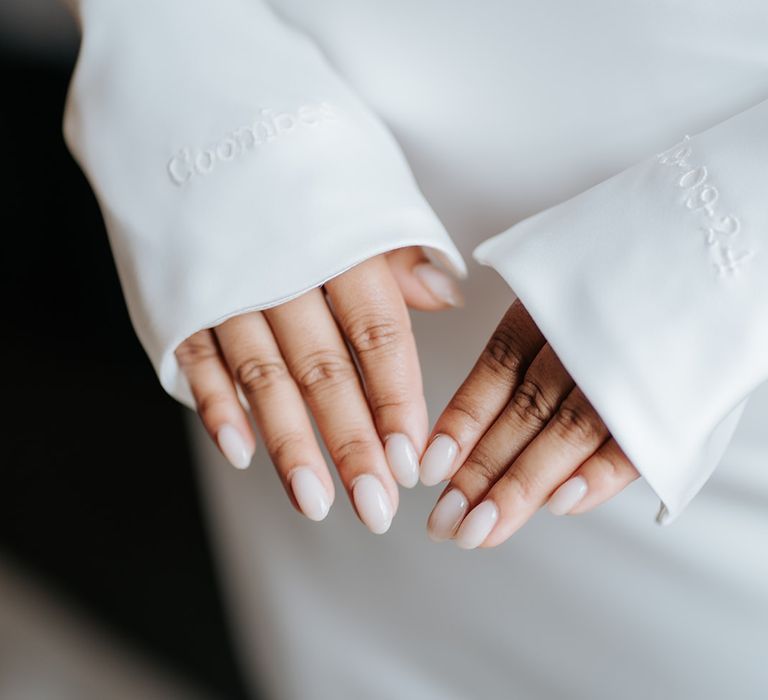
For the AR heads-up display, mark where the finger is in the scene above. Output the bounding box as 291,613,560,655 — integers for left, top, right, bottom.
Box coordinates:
265,289,398,534
386,246,464,311
456,388,609,549
215,311,334,522
420,300,546,486
175,330,255,470
427,344,573,541
548,439,639,516
325,255,425,488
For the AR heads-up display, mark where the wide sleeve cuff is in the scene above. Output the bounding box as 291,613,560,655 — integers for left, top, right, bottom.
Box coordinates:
474,99,768,523
63,0,466,407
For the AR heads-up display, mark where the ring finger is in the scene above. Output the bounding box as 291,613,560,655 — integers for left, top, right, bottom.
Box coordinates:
215,311,334,522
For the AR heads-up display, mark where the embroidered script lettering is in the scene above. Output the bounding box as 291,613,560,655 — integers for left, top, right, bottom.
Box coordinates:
656,135,754,277
167,102,336,186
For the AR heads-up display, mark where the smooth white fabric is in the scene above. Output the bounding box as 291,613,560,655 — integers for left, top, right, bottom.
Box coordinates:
63,0,465,405
61,1,768,697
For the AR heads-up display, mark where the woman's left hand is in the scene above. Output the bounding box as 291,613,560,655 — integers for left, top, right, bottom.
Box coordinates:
421,299,640,548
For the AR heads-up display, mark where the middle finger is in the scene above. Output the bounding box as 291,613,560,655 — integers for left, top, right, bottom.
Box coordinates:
265,289,398,534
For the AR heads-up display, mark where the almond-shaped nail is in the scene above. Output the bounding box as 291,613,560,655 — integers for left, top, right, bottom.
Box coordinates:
353,475,394,534
455,501,498,549
427,488,469,542
420,434,459,486
413,263,465,308
547,476,588,516
217,424,253,470
385,434,420,488
291,468,331,522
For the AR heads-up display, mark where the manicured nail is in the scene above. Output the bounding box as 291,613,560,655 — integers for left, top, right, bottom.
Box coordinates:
420,434,459,486
217,424,253,470
353,475,394,534
290,468,331,522
385,434,420,488
455,501,498,549
413,263,465,308
547,476,588,516
427,488,469,542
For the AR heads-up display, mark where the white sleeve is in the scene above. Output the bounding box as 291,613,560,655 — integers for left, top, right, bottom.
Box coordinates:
474,98,768,524
62,0,466,407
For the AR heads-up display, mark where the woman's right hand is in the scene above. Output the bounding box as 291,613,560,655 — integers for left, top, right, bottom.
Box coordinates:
176,247,463,533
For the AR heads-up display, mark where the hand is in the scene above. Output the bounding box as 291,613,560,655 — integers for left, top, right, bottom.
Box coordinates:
421,300,640,548
175,247,463,533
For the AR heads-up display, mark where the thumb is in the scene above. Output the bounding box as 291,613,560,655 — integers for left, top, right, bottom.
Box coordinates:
386,246,465,311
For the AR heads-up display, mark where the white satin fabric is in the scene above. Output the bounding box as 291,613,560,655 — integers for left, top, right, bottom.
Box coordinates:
64,0,768,697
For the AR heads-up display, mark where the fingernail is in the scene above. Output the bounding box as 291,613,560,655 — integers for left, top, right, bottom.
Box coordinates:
290,468,331,522
427,488,469,542
353,475,394,534
413,263,465,308
455,501,499,549
217,424,253,470
385,434,420,488
420,434,459,486
547,476,588,516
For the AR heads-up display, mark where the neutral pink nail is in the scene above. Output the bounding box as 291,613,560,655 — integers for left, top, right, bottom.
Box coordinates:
547,476,588,516
427,489,469,542
217,424,253,470
420,434,459,486
353,475,394,534
455,501,499,549
413,263,465,308
385,434,420,488
291,468,331,522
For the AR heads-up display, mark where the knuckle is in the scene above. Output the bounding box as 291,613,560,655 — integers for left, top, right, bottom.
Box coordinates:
447,394,487,431
235,356,288,394
595,446,634,487
293,350,356,395
503,469,542,507
370,393,411,424
331,433,377,469
509,377,556,428
176,335,218,367
552,396,605,446
464,444,503,486
480,328,527,378
346,314,406,356
265,430,305,468
195,391,232,423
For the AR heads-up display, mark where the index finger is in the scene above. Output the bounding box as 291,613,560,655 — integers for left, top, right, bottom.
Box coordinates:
419,300,546,486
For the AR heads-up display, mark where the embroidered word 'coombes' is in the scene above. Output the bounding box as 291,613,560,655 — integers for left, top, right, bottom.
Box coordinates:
656,135,754,277
167,102,336,186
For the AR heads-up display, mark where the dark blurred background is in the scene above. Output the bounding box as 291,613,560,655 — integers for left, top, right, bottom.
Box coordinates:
0,5,249,698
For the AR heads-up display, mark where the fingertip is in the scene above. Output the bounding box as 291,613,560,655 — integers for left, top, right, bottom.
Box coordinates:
547,475,588,515
290,467,332,522
352,474,395,534
384,433,420,488
412,262,465,309
387,248,464,311
216,423,255,470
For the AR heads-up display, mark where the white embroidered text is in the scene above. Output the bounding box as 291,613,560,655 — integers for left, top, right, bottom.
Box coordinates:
656,135,754,277
167,102,336,186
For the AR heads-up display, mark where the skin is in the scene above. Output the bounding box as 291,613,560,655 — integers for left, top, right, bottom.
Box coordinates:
175,247,462,528
427,299,640,548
